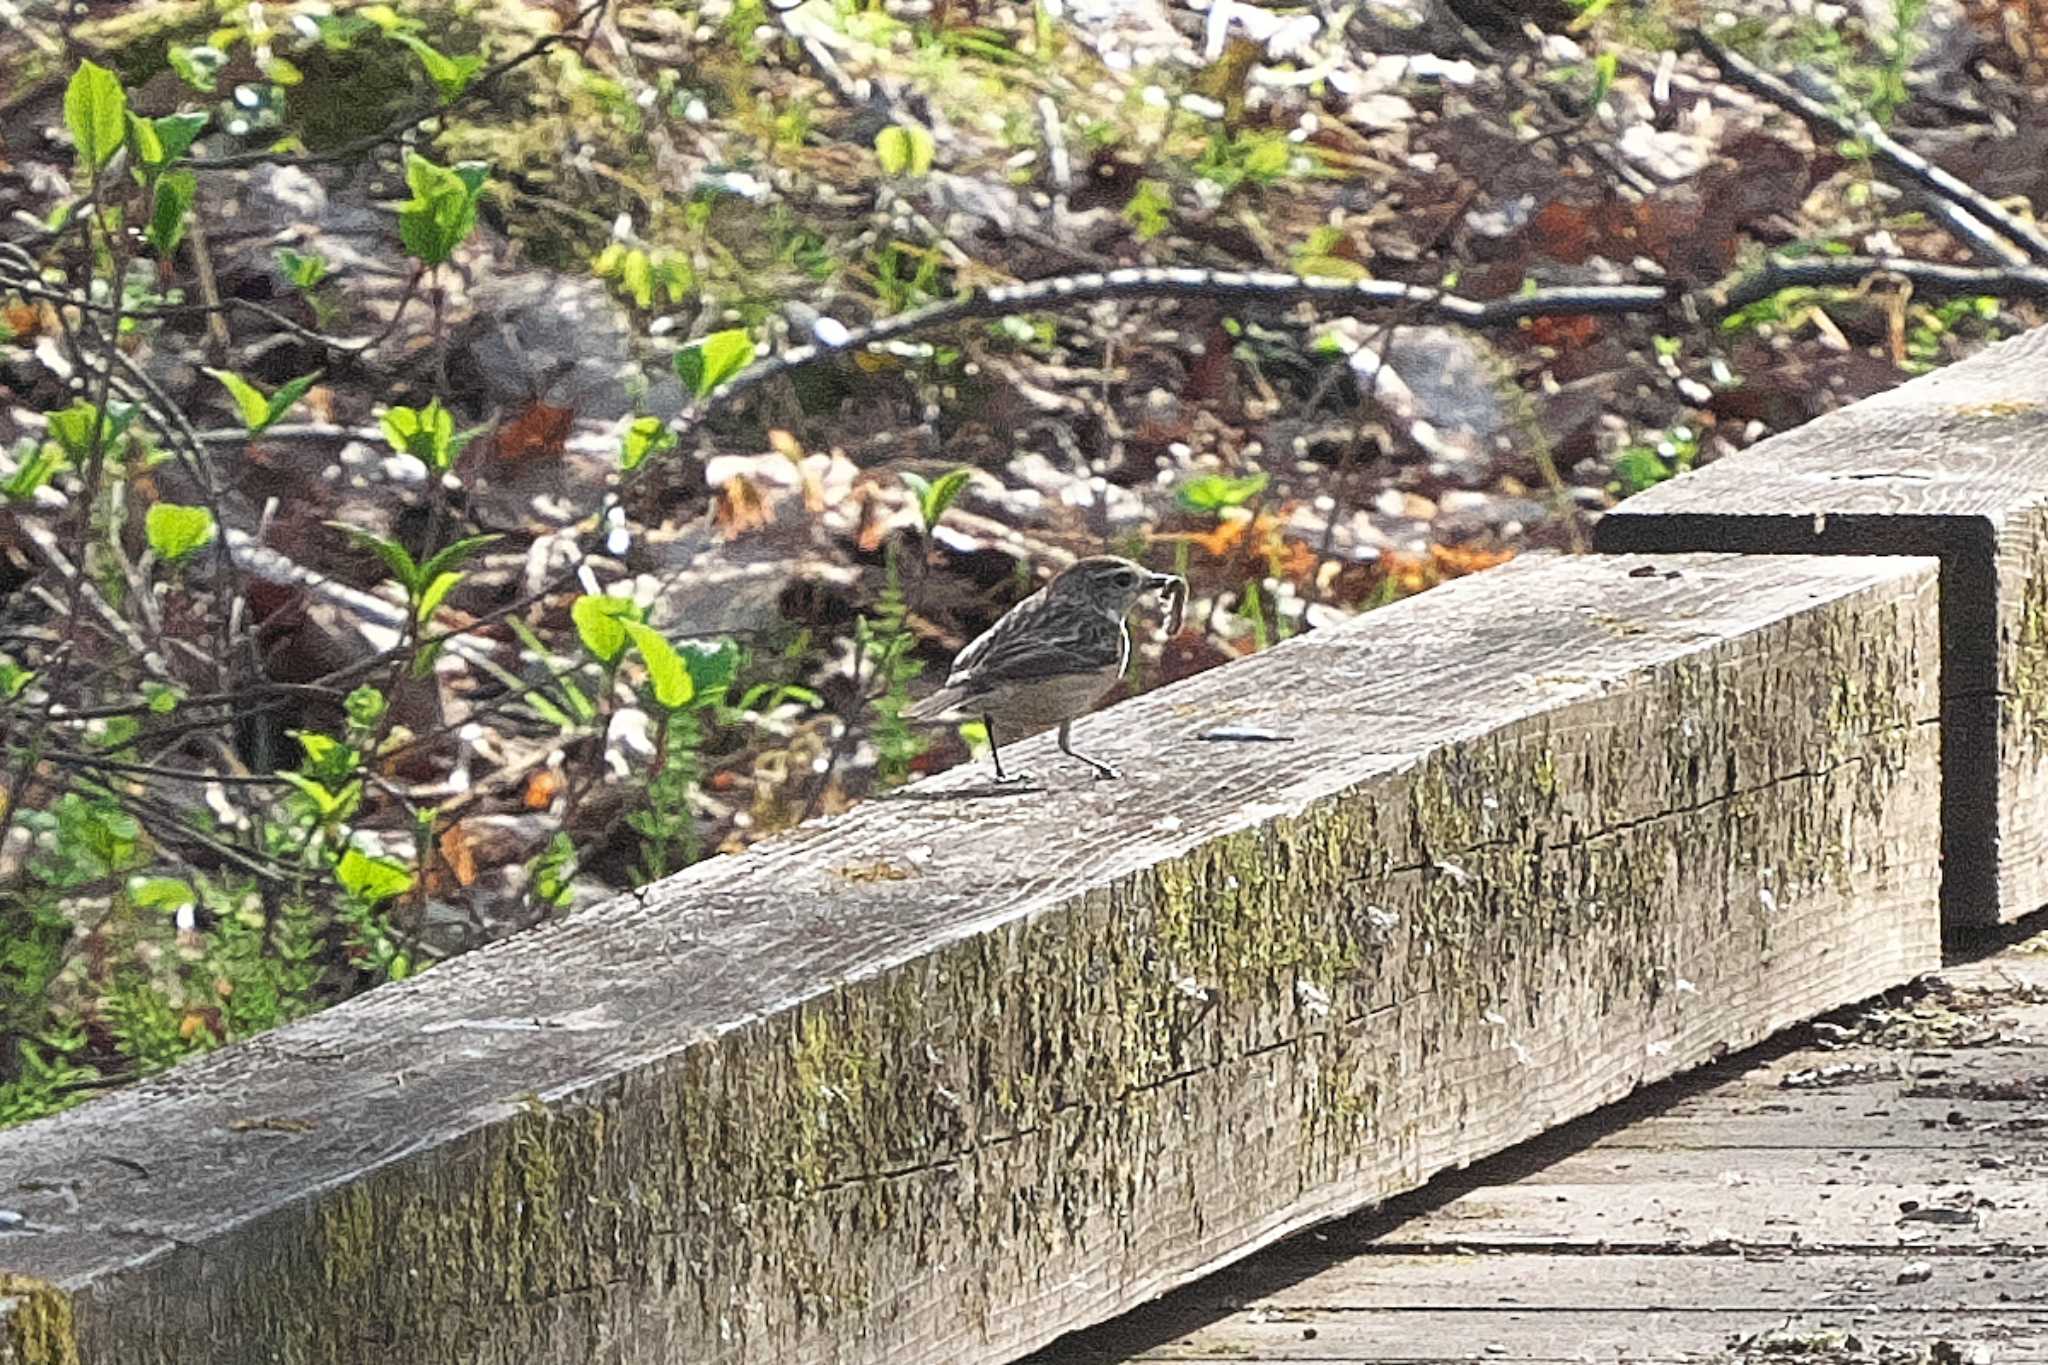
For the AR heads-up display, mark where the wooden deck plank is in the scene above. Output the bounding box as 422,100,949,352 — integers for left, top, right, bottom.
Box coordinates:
1036,936,2048,1364
1594,323,2048,926
1084,1311,2048,1363
0,553,1945,1365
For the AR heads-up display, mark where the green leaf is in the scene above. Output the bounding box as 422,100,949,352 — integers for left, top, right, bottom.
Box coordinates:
394,32,482,103
130,877,196,913
277,246,329,289
620,415,676,472
397,152,485,267
504,617,593,726
913,466,973,531
1124,179,1172,241
294,730,360,779
329,523,421,592
2,445,64,502
125,112,163,170
264,371,321,429
873,124,935,176
151,111,210,164
145,502,217,562
146,170,195,257
674,328,755,400
0,659,36,699
277,770,349,819
44,403,103,461
167,45,226,93
344,686,387,730
1589,50,1618,109
906,125,936,175
65,61,128,174
623,621,694,710
621,248,654,308
418,533,501,585
1176,470,1270,513
875,125,911,175
1612,447,1673,496
204,368,270,431
571,594,635,665
380,398,458,471
335,847,413,906
416,571,464,622
143,681,182,714
676,637,740,703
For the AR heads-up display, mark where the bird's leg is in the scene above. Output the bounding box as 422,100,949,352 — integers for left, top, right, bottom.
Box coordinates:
1059,719,1121,780
986,715,1028,783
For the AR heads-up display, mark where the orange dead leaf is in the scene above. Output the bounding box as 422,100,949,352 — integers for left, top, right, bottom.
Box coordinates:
438,820,479,889
1181,516,1251,560
1269,533,1319,585
854,485,892,553
1431,542,1516,578
714,472,774,538
1377,549,1434,597
492,399,574,467
3,301,42,339
1525,314,1600,349
299,383,338,425
524,767,564,810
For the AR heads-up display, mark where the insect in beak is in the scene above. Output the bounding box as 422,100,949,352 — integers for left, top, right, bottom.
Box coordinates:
1149,572,1188,635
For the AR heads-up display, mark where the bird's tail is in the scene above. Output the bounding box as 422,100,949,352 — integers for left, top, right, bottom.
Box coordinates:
904,686,969,722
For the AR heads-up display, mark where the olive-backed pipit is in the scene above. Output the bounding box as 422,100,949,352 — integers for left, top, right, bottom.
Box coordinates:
907,555,1186,781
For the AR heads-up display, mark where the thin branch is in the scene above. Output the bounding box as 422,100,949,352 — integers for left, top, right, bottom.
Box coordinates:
1686,28,2048,268
661,268,1673,451
1715,254,2048,313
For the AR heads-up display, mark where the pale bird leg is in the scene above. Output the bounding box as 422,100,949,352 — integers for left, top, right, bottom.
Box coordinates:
1059,718,1121,781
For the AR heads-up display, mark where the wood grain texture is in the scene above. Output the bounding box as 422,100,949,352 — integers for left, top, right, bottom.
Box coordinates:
1594,323,2048,926
0,552,1945,1365
1044,948,2048,1364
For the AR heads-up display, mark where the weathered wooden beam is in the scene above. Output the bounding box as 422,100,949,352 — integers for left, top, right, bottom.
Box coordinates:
1594,323,2048,926
1,552,1943,1365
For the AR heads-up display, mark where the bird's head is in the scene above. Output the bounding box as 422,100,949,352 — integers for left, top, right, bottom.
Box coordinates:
1049,555,1185,617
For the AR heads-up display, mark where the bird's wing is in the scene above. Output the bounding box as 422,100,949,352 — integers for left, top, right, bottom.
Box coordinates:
947,598,1123,691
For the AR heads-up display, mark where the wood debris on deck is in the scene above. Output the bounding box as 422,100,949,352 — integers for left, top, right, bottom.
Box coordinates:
1038,932,2048,1365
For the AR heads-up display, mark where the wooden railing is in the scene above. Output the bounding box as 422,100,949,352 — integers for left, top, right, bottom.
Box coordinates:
10,323,2046,1365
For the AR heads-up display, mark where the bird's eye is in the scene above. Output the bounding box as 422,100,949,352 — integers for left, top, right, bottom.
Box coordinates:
1116,569,1139,588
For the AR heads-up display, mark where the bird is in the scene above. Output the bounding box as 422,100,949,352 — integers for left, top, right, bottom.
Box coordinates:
906,555,1186,782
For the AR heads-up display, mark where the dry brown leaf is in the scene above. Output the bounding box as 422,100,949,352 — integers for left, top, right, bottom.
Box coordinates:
491,399,574,468
714,472,774,538
524,767,564,810
438,820,479,889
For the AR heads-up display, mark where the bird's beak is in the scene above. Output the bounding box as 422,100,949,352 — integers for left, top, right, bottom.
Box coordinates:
1146,572,1184,594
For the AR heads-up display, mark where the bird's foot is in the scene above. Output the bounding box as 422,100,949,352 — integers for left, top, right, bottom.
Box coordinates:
1086,760,1123,781
994,767,1033,785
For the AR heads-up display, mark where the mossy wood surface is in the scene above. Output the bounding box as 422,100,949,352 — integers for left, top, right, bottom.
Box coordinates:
1595,323,2048,926
1050,950,2048,1363
0,552,1943,1365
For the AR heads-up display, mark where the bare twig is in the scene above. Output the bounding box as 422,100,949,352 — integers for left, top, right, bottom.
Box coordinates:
1686,28,2048,268
1716,254,2048,312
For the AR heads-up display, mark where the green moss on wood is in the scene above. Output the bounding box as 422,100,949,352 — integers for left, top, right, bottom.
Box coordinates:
0,1273,80,1365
